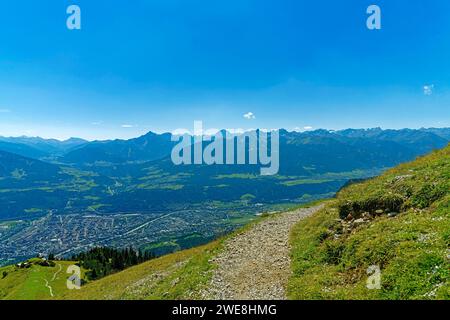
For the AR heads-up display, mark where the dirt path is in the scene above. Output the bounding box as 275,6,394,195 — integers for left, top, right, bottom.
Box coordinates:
202,205,323,300
52,263,62,281
43,279,54,297
42,263,62,298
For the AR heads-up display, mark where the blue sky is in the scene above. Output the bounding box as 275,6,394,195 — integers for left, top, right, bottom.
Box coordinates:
0,0,449,140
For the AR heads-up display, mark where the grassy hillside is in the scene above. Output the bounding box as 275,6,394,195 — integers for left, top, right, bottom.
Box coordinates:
0,243,222,300
0,259,85,300
288,145,449,299
0,245,222,300
59,242,218,300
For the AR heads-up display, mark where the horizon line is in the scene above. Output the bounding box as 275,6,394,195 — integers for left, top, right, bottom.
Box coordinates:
0,126,449,142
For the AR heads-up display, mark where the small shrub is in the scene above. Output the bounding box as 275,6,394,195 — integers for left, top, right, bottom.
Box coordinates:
318,230,330,242
36,259,56,267
322,240,344,265
410,184,446,209
338,194,404,219
338,201,352,219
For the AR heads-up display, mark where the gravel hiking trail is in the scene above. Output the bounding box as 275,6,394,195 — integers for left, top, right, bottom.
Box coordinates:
202,205,323,300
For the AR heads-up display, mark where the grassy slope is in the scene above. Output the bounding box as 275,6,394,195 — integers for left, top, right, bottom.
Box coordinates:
288,145,449,300
0,260,84,300
60,242,219,300
0,246,219,300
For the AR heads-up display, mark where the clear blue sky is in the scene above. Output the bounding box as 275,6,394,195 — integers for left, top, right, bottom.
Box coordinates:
0,0,449,140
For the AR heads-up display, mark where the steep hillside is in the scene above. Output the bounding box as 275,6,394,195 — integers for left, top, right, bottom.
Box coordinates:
0,150,113,219
59,241,223,300
0,150,67,187
0,141,47,159
288,145,449,299
0,259,86,300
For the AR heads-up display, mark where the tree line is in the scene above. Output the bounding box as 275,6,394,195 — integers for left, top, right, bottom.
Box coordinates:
70,247,155,280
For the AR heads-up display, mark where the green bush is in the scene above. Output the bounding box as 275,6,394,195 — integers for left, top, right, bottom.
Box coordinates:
410,184,446,209
322,240,344,265
338,194,404,219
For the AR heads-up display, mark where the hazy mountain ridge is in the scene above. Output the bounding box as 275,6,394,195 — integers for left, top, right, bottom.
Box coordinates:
2,127,448,163
61,127,450,165
0,136,87,159
0,141,48,160
62,132,174,164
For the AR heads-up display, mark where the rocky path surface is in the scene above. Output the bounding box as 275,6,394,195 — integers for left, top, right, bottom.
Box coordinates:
202,205,323,300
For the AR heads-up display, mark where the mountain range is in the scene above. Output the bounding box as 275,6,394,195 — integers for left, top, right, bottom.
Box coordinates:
1,127,448,164
0,127,448,263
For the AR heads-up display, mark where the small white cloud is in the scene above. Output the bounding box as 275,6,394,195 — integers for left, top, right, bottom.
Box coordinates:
228,128,246,134
243,112,256,120
303,126,313,131
423,84,434,96
121,124,135,128
171,128,191,135
0,108,11,113
91,121,103,126
204,128,220,136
